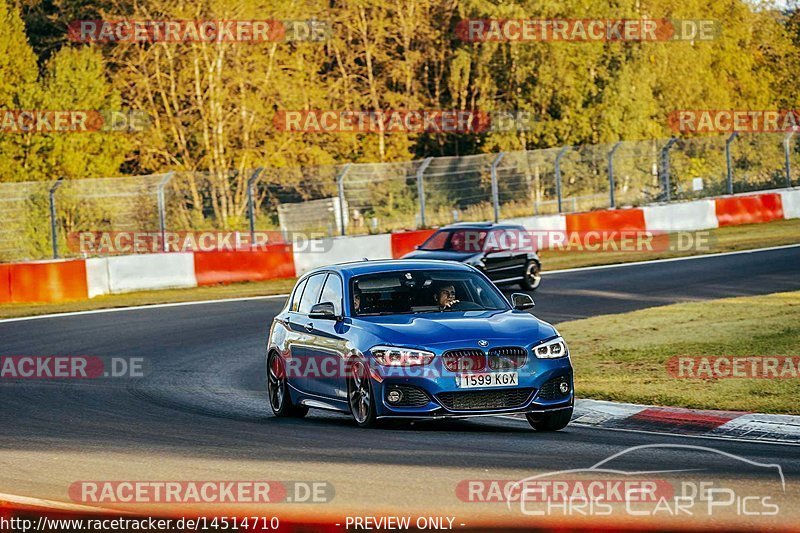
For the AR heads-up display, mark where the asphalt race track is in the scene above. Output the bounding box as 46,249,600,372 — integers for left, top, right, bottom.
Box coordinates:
1,246,799,529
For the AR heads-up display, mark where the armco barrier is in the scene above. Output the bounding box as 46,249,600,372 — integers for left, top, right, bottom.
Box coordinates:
390,230,435,258
714,193,784,227
9,259,88,303
565,208,646,233
780,189,800,219
0,264,11,303
106,253,196,293
194,246,295,286
642,200,718,232
293,234,392,276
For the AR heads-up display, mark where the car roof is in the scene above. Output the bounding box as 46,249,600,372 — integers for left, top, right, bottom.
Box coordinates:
305,259,474,278
437,222,524,230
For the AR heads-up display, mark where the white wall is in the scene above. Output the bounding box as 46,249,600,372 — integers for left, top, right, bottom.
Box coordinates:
85,257,110,298
106,253,197,294
780,189,800,219
643,200,719,232
293,234,392,276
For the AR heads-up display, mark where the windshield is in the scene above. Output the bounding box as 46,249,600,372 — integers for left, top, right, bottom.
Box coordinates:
351,270,509,316
419,229,487,252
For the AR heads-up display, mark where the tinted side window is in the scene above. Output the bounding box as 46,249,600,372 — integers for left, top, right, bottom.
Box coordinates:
298,274,325,313
484,230,506,251
290,278,308,312
420,230,448,250
502,229,522,251
319,274,344,315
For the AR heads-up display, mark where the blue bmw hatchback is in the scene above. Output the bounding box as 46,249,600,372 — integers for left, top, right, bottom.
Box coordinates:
266,260,573,429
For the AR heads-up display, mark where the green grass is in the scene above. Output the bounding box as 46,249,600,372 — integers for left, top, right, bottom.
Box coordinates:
1,218,798,320
558,291,800,414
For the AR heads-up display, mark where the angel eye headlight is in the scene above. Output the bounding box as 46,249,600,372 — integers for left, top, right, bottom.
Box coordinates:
371,345,435,366
533,337,568,359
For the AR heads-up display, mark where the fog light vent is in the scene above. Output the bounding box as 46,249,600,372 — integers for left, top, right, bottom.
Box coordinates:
537,376,572,401
385,385,430,407
387,390,403,404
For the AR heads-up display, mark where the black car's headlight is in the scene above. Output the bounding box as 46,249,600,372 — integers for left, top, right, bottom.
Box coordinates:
533,337,568,359
371,345,435,366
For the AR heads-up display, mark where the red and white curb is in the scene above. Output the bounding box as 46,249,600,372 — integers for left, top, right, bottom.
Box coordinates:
572,399,800,444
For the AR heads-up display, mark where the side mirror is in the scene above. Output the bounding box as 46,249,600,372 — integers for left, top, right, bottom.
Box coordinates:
510,293,535,310
309,302,338,320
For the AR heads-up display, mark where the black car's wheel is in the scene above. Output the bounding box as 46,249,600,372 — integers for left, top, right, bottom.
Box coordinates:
520,261,542,291
347,357,378,428
267,352,308,418
526,407,573,431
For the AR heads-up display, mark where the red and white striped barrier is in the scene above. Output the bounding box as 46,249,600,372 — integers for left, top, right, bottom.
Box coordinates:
1,188,798,304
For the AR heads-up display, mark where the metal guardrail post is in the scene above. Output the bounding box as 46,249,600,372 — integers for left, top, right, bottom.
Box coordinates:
416,157,433,228
157,171,174,252
725,132,739,195
49,177,64,259
607,142,622,208
784,132,795,188
336,164,352,236
659,137,679,202
554,146,571,213
489,152,505,222
247,167,264,245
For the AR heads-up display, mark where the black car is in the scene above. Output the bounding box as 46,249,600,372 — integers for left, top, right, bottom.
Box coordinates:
401,222,542,290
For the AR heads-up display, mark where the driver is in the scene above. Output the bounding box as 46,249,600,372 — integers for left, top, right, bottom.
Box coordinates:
436,284,459,311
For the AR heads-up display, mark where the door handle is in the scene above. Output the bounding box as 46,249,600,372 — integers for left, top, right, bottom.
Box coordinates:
304,322,314,331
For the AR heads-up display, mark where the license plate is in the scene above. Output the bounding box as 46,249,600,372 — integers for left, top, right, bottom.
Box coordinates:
457,372,518,389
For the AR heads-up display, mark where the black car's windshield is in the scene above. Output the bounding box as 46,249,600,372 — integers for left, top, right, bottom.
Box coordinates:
351,270,509,316
419,229,487,252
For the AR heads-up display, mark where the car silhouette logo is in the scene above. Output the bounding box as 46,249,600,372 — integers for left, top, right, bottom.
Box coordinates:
478,340,489,347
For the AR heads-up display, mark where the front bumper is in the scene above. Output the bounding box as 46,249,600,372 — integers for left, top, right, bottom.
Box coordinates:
370,355,573,419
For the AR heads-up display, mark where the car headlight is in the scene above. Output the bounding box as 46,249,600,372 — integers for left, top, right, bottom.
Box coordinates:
371,345,435,366
533,337,568,359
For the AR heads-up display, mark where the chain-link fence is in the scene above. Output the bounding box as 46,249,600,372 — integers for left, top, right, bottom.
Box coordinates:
1,132,797,262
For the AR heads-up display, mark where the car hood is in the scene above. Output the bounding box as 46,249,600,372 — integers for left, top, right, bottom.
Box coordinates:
402,249,481,262
350,310,557,349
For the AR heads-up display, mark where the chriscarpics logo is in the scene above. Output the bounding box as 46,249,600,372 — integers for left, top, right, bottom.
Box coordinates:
498,445,785,519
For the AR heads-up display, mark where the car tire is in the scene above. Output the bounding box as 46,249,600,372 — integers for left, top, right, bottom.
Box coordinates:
520,261,542,291
347,357,378,428
526,407,573,431
267,352,308,418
